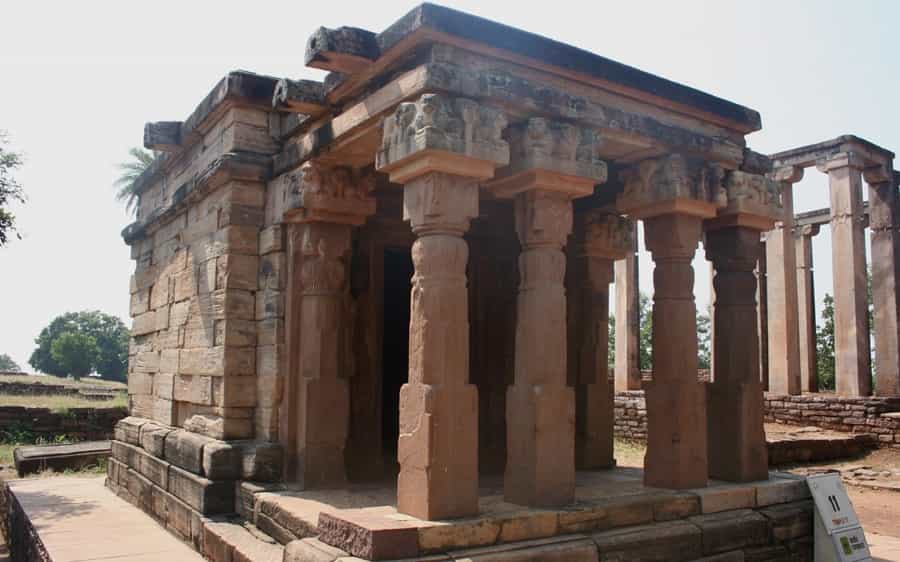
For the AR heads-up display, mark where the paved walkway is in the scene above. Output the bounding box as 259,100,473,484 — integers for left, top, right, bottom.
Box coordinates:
870,532,900,561
8,476,203,562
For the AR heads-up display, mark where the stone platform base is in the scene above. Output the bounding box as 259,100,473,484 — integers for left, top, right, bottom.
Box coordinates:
107,416,283,547
241,468,813,561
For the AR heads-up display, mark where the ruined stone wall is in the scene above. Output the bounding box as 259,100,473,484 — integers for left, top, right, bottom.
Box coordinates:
763,393,900,445
0,406,126,441
127,106,280,442
614,390,900,446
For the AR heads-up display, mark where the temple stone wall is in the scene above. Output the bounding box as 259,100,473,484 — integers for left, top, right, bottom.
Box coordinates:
614,390,900,445
127,106,279,442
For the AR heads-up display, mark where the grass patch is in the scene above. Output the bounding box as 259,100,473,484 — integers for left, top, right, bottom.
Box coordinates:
0,393,127,412
0,374,126,390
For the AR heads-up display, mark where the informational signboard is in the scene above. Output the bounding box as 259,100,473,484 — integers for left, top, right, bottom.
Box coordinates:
807,473,871,562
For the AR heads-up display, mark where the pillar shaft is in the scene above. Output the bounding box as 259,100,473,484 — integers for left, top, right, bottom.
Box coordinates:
614,227,641,391
706,226,768,481
866,166,900,396
397,173,480,520
572,257,615,469
287,221,353,487
643,213,708,489
795,227,819,392
766,182,801,395
757,239,769,390
506,190,576,506
824,155,871,396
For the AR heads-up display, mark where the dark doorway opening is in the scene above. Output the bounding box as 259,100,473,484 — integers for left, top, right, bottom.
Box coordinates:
381,247,413,471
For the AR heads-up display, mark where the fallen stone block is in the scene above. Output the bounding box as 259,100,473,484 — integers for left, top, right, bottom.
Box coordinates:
14,441,111,477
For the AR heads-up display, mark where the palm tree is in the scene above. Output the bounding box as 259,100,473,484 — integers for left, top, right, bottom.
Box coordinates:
114,147,155,215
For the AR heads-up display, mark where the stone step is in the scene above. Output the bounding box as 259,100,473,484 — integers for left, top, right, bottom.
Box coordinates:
13,440,111,476
202,518,284,562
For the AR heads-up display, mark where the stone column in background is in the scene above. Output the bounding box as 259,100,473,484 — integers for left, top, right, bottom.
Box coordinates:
757,237,769,390
614,224,642,391
618,154,726,489
488,117,607,506
705,170,781,482
865,164,900,396
820,153,871,396
281,161,376,487
572,211,633,469
795,224,820,393
376,94,509,519
766,166,803,395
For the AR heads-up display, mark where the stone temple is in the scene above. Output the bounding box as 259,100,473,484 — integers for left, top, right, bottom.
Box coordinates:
106,4,898,561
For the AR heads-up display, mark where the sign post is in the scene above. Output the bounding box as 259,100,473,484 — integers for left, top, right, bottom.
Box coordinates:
807,472,871,561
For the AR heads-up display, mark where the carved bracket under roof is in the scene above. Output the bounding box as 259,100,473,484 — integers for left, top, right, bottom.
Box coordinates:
375,93,510,184
283,160,376,225
487,117,607,199
705,170,784,232
616,153,727,219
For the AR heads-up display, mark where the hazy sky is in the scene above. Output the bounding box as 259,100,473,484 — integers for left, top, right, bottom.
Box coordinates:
1,1,898,371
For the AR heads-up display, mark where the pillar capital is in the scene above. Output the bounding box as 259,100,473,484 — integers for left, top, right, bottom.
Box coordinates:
375,93,509,184
575,210,634,260
705,170,784,232
772,165,804,184
644,212,703,260
616,153,727,220
487,117,607,199
284,160,376,225
863,162,894,185
705,225,761,273
816,151,867,173
794,223,820,238
514,190,573,249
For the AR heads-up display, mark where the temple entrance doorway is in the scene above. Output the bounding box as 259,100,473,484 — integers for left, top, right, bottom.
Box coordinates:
380,246,413,473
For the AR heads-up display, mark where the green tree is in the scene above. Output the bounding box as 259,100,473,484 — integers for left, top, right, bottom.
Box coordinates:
697,313,711,369
29,311,129,381
50,332,99,380
0,130,25,247
114,147,154,215
608,315,616,366
0,353,21,372
639,292,653,370
816,293,836,391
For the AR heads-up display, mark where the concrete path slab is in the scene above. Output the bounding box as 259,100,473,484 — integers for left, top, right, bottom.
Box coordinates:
869,532,900,562
7,476,203,562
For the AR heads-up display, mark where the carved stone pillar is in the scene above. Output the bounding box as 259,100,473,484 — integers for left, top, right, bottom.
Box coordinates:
766,166,803,395
614,223,642,391
571,211,633,469
819,153,871,396
281,161,376,487
865,164,900,396
618,154,727,489
376,93,509,519
705,170,782,482
795,224,820,393
488,117,607,506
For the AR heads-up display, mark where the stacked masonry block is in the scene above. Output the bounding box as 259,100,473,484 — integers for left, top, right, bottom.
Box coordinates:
107,417,282,547
128,103,282,442
120,74,291,534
